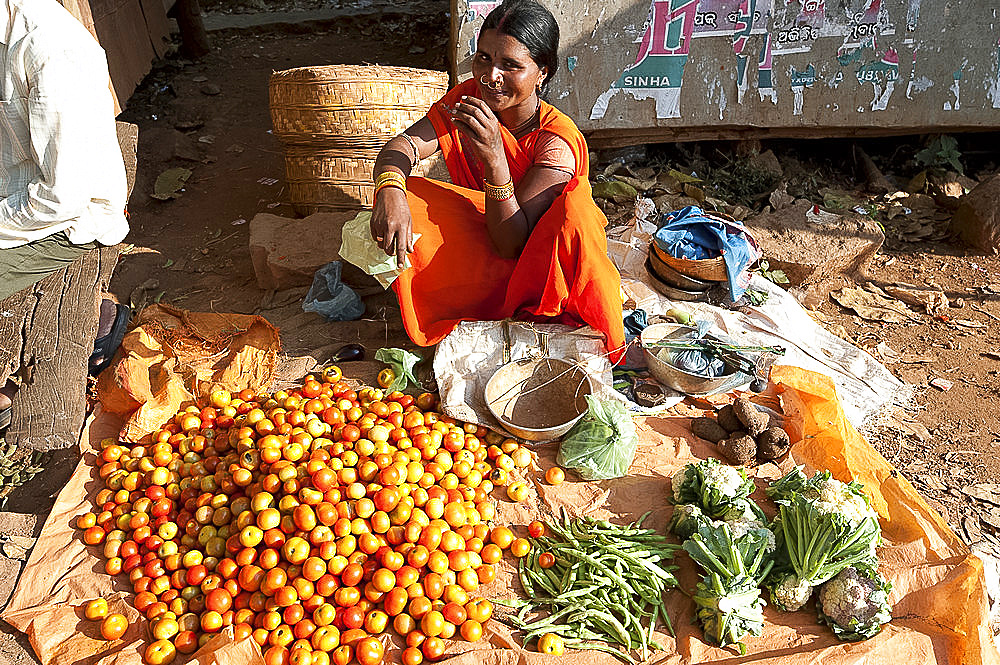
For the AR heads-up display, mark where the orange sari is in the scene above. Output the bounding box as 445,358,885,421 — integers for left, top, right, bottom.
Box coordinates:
392,79,625,359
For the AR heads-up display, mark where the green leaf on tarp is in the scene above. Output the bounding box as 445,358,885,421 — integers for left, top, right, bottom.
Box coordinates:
375,347,423,392
591,179,638,202
152,167,192,200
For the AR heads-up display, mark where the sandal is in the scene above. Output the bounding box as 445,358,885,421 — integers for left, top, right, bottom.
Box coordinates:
89,300,131,376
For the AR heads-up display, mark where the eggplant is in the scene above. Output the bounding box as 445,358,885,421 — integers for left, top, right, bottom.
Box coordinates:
331,343,365,362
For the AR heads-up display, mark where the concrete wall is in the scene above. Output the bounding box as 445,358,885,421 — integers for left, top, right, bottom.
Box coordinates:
452,0,1000,145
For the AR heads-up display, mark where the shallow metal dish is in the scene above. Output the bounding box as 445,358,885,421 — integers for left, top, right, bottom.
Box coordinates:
640,323,742,396
484,357,593,442
644,258,710,302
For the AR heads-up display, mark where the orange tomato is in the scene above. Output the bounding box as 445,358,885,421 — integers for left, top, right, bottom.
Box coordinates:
537,633,565,655
100,613,127,640
84,598,109,621
354,636,385,665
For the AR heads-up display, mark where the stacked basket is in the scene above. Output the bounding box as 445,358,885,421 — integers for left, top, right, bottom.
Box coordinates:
645,210,738,301
269,65,449,214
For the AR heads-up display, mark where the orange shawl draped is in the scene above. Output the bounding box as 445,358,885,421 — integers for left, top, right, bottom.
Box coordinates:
392,79,625,359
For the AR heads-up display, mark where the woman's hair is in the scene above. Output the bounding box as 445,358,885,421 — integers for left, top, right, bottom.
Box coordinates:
481,0,560,98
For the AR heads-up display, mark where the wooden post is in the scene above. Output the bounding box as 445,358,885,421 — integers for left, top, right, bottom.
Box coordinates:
0,245,121,452
172,0,211,59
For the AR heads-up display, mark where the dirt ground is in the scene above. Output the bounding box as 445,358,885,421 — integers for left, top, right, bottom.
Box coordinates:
1,3,1000,663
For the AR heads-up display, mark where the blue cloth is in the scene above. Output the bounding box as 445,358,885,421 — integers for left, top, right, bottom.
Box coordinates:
653,206,759,302
623,309,649,338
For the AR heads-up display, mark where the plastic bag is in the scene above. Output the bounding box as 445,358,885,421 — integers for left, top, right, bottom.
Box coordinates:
302,261,365,321
374,347,423,392
338,211,420,288
557,395,639,480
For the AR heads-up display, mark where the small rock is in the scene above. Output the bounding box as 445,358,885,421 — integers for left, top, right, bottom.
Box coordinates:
2,541,26,560
200,83,221,96
0,556,22,609
249,211,373,291
409,45,427,54
0,512,38,538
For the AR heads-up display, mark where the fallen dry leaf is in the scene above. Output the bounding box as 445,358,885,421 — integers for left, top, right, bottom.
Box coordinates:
831,287,921,323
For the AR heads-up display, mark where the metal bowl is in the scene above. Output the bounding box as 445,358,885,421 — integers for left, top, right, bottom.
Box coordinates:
484,357,593,442
640,323,741,396
644,258,710,302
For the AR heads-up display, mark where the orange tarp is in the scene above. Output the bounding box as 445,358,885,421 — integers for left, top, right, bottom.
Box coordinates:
3,366,998,665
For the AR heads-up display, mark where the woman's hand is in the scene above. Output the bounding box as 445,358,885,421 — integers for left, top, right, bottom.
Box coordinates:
444,96,504,169
370,186,413,269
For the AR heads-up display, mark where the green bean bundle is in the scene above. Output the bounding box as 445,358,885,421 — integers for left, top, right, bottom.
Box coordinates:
504,509,680,663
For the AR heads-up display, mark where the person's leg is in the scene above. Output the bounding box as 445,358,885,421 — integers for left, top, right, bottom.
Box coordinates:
0,232,100,302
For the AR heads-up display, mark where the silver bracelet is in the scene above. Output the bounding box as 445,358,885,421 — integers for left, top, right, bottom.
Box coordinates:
397,132,419,169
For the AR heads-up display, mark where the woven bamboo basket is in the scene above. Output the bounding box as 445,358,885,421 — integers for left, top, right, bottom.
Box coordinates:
270,65,449,212
650,210,743,282
650,243,728,282
269,65,449,143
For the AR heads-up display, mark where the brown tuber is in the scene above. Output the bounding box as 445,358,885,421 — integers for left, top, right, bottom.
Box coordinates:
757,426,791,461
719,432,756,466
717,404,743,433
691,417,728,443
733,396,769,437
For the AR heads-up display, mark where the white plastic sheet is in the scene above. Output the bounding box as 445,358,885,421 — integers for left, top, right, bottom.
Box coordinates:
609,216,911,428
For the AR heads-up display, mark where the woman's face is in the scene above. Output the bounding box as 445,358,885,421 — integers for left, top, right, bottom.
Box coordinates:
472,29,547,115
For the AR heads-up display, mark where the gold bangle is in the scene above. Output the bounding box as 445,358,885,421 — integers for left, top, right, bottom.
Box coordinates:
374,180,405,199
375,171,406,188
484,179,514,201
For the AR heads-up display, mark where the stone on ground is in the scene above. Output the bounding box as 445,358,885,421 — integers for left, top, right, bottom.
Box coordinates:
743,201,884,308
950,173,1000,252
250,211,370,290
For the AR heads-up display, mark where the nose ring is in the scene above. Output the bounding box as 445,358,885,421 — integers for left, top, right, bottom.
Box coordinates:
479,73,503,90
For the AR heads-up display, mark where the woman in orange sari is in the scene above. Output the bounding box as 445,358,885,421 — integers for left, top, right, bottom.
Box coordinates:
370,0,625,359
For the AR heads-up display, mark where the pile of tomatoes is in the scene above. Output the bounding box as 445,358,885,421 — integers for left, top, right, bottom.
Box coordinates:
77,370,537,665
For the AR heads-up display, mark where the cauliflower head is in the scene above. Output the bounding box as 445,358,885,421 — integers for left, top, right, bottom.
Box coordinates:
769,573,813,612
813,478,878,524
816,566,892,641
704,462,745,497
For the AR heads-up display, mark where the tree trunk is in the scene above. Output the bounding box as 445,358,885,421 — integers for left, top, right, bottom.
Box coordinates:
0,246,122,452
